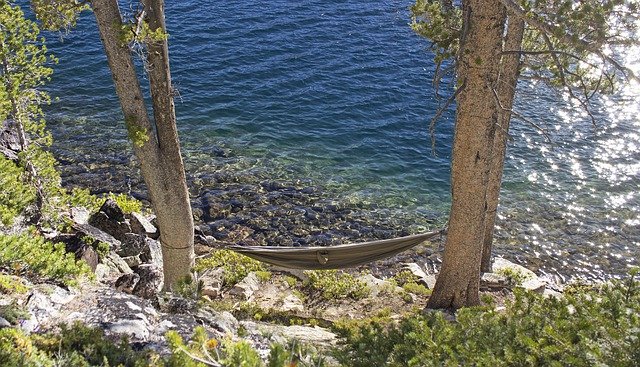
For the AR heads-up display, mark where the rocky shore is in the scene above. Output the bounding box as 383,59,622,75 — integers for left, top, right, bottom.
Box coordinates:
1,195,563,363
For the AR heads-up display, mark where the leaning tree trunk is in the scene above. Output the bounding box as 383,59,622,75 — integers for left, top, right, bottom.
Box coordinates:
480,15,525,272
92,0,194,289
427,0,506,309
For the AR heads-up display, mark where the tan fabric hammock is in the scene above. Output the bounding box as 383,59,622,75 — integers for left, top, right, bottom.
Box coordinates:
227,230,443,269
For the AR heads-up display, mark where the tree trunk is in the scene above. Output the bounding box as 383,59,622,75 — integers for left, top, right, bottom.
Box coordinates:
426,0,506,309
92,0,194,289
141,0,195,288
480,15,525,272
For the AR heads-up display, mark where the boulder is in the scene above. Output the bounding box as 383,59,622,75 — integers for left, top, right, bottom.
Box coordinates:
196,308,238,335
129,212,158,239
88,199,132,241
0,120,20,161
77,245,99,272
402,262,437,289
132,264,164,300
229,272,260,300
106,319,150,341
199,268,224,298
140,238,163,268
102,251,133,274
115,273,140,293
119,233,147,257
72,223,121,253
122,255,142,268
280,293,304,312
0,317,10,328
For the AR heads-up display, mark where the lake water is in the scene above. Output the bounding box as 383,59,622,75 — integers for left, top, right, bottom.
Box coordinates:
41,0,639,282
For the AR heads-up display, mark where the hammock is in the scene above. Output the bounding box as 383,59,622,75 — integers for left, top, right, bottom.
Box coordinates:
227,230,443,270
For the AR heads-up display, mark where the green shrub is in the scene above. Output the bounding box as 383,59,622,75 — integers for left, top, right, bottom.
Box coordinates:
393,269,420,287
333,272,640,366
402,281,431,296
303,270,370,300
0,232,92,286
106,192,143,214
496,266,532,287
195,249,268,287
0,322,156,367
0,156,36,226
0,273,28,294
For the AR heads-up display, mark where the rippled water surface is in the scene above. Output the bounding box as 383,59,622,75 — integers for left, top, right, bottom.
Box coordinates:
42,0,639,281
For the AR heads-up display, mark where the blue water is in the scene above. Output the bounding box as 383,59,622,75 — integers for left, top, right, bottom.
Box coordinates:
41,0,639,281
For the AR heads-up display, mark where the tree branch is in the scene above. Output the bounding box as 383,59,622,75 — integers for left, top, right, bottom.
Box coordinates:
497,0,640,83
490,86,551,143
429,79,466,153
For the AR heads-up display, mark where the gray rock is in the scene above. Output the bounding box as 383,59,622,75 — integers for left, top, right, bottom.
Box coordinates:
241,321,336,347
0,317,10,328
492,258,537,280
70,207,91,225
107,319,150,341
196,309,238,335
280,293,304,312
402,262,436,289
141,238,163,268
199,268,224,298
73,223,122,253
103,251,133,274
122,255,142,268
118,233,147,257
129,212,158,239
77,245,99,272
480,272,509,290
94,263,113,281
230,272,260,300
48,286,76,305
357,274,394,298
115,273,140,293
0,119,21,161
98,198,126,222
132,264,163,299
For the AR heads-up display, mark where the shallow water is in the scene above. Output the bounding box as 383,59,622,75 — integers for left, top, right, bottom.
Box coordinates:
42,0,639,281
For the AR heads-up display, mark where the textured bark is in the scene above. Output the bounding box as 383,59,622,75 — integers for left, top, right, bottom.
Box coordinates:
92,0,194,289
427,0,506,309
141,0,195,288
480,15,525,273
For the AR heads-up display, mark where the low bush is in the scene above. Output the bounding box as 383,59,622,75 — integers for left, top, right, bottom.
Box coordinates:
0,232,92,286
333,271,640,366
303,270,370,300
195,249,268,287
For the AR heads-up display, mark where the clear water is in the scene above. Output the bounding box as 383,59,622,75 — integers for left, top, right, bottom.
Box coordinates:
42,0,639,281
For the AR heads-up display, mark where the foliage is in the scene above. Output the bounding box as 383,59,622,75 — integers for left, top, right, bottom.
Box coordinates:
401,281,431,296
166,326,326,367
410,0,640,119
0,301,30,325
496,266,533,287
303,270,370,301
0,156,36,226
0,322,156,367
174,274,204,300
333,272,640,366
195,249,268,287
0,273,28,294
0,232,92,286
393,269,420,287
30,0,89,33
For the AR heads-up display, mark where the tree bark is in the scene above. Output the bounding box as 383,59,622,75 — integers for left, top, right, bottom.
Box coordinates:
92,0,194,289
480,15,525,272
426,0,506,309
141,0,195,288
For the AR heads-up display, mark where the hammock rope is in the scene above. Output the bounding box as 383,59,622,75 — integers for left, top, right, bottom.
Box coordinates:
226,229,444,270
